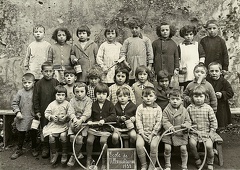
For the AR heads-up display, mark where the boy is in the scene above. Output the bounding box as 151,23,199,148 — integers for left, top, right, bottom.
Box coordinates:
33,61,59,158
24,25,51,80
187,85,218,170
71,25,98,82
200,20,229,73
11,73,38,159
119,17,154,85
63,69,77,101
135,86,162,170
183,63,217,112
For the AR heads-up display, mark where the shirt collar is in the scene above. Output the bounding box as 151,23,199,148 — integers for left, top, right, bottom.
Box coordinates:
142,102,158,108
132,33,143,39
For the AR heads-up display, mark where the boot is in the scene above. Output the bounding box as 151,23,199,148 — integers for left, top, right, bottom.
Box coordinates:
138,153,147,170
67,155,76,167
148,153,157,170
164,152,171,169
50,142,58,165
61,142,68,164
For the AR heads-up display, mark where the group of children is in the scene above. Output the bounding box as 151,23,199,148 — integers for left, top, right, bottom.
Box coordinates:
10,17,234,170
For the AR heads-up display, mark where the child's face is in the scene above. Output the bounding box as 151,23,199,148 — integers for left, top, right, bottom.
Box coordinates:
207,24,218,37
161,25,170,38
138,71,148,84
57,30,67,44
42,66,54,80
116,72,127,85
208,65,221,80
194,67,207,81
74,86,86,100
96,92,108,103
184,31,194,43
22,80,34,91
89,77,100,87
117,93,129,105
142,91,156,106
193,94,205,106
78,31,88,42
169,95,182,109
131,26,141,37
106,30,117,43
55,92,66,104
64,73,76,85
158,77,169,90
33,27,45,41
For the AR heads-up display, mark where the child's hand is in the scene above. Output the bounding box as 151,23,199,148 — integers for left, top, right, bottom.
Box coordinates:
148,133,154,144
16,112,23,120
59,115,67,123
141,133,149,142
130,117,135,122
36,112,41,120
121,116,126,121
98,119,105,126
76,119,83,126
215,92,222,99
169,126,175,133
52,115,58,123
87,121,93,125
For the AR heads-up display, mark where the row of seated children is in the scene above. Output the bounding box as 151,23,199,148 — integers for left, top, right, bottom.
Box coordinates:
11,60,233,170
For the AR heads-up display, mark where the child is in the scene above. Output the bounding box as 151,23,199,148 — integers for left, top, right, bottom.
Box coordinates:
112,87,137,147
63,69,77,101
96,28,122,86
33,61,59,158
132,65,154,106
67,82,92,167
24,25,51,80
119,17,153,85
183,63,217,112
86,83,116,169
71,25,98,82
178,25,205,89
187,85,218,170
152,22,179,76
48,27,72,83
135,86,162,170
108,67,136,105
162,89,191,170
200,19,229,73
42,85,73,165
207,62,234,128
10,73,38,159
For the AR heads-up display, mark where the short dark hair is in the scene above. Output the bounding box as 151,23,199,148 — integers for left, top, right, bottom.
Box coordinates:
157,70,171,82
33,24,45,33
64,69,76,76
76,25,91,36
55,85,67,96
208,62,222,71
179,25,197,38
190,85,208,104
142,86,156,97
51,27,72,42
73,82,88,94
127,17,145,29
104,28,118,37
114,68,129,84
41,61,53,71
156,22,176,38
94,83,109,97
22,73,35,82
135,65,151,81
169,89,183,98
116,87,130,97
205,19,219,28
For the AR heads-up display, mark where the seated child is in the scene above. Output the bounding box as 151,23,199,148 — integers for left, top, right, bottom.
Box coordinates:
63,69,77,101
42,85,73,165
67,82,93,167
136,86,162,170
162,89,191,170
112,87,137,147
187,85,218,170
11,73,38,159
86,83,116,170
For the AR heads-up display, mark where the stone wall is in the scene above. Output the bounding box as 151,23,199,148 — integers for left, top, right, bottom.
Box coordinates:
0,0,240,109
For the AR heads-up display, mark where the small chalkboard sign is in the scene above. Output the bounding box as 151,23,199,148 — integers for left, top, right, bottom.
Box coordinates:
107,148,137,170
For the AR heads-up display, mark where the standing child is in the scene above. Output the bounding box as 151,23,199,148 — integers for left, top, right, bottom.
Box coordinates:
112,87,137,147
11,73,38,159
33,61,59,158
119,17,153,85
200,20,229,73
207,62,234,128
24,25,51,80
178,25,205,89
63,69,77,101
48,27,72,83
162,89,191,170
86,83,116,170
67,82,92,167
96,28,122,86
183,63,217,112
132,65,154,106
71,25,98,82
135,86,162,170
43,85,73,165
109,67,136,105
152,22,179,76
187,85,218,170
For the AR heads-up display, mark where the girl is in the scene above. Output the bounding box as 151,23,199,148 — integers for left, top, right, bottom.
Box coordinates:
108,67,136,105
42,85,73,165
132,65,154,106
178,25,205,89
96,28,122,86
48,27,72,83
152,22,179,76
